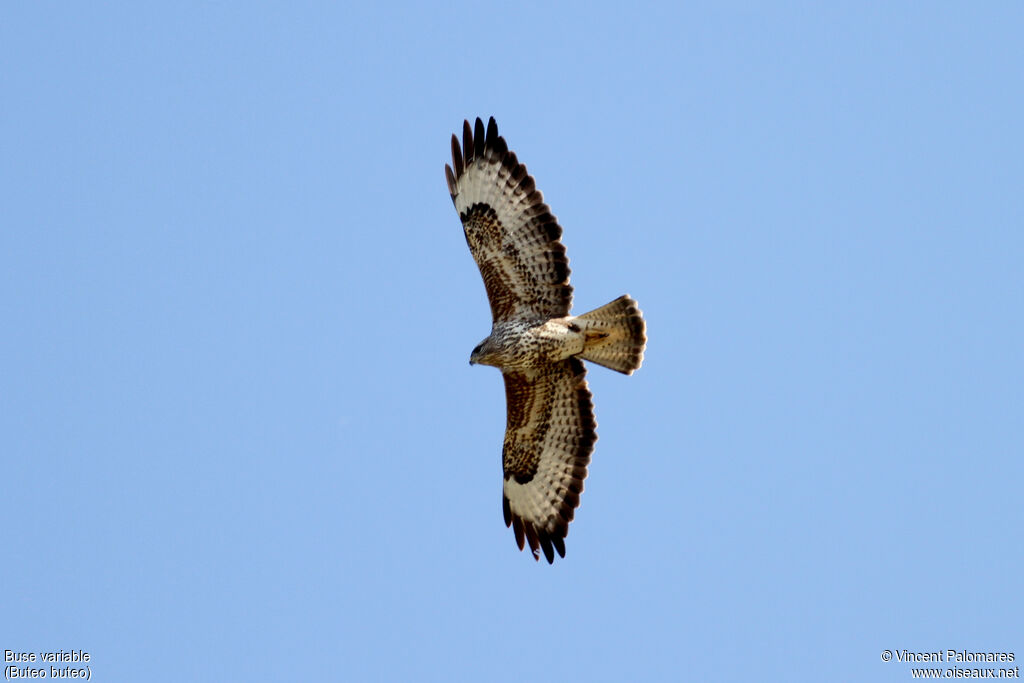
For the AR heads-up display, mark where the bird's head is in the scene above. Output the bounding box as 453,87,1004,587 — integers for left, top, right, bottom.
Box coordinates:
469,338,499,367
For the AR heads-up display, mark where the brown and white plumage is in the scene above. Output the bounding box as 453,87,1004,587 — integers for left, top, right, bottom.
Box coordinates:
445,118,572,323
446,117,646,563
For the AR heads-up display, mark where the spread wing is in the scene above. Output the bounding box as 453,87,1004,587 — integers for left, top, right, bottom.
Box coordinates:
500,358,596,563
445,117,572,323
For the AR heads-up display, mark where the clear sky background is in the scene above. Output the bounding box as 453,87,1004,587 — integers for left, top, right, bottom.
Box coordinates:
2,3,1022,681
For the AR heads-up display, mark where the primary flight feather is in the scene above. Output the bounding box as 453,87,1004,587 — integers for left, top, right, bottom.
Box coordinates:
445,117,646,563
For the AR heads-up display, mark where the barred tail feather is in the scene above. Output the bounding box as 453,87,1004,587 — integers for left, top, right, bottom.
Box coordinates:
575,295,646,374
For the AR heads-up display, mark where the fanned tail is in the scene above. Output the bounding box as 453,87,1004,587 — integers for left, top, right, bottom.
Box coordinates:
575,295,646,374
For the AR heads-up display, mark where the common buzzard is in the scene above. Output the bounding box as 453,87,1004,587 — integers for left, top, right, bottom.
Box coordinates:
445,117,646,563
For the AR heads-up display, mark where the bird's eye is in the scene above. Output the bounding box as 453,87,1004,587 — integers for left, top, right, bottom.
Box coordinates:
472,344,483,354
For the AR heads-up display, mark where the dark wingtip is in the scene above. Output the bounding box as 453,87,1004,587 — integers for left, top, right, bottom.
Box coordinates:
538,532,555,564
512,516,525,550
473,118,485,160
492,134,508,158
462,119,473,166
444,164,456,199
451,134,463,178
523,521,541,560
485,116,498,149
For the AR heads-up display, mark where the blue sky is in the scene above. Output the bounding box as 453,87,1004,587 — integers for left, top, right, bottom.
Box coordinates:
2,2,1022,681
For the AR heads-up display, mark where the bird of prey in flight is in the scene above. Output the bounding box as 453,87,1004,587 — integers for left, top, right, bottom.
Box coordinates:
445,117,646,563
